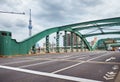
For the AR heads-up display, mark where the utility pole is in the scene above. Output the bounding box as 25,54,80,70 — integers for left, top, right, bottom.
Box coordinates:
28,9,32,37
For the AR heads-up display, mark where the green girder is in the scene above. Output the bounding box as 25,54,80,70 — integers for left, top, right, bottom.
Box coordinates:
73,22,120,31
56,31,60,53
19,26,92,54
93,38,120,50
71,32,74,52
84,31,120,37
1,17,120,55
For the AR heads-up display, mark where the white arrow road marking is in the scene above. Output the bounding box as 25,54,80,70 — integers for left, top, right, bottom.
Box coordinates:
105,57,116,62
112,65,119,70
107,72,117,75
103,71,117,80
103,76,114,80
105,74,115,77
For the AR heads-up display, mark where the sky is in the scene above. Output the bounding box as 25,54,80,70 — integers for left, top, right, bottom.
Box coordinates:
0,0,120,47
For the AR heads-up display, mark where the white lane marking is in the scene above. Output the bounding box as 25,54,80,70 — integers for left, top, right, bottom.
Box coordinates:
0,54,74,65
77,57,87,60
52,52,112,74
0,65,101,82
52,61,85,74
18,54,89,68
1,58,41,65
1,52,104,65
0,52,108,68
10,54,76,68
19,60,56,68
62,55,86,60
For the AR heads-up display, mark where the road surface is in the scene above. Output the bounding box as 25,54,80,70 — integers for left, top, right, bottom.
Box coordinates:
0,51,120,82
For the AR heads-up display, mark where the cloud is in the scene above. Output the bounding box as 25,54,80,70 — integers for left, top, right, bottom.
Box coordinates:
0,0,120,44
15,19,27,27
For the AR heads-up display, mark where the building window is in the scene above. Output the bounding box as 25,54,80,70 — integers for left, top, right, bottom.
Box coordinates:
9,33,11,36
1,32,7,36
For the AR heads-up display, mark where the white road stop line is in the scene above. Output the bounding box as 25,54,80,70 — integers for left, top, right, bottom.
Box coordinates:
0,65,102,82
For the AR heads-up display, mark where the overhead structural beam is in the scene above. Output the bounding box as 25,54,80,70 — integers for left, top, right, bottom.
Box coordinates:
66,17,120,28
94,24,104,34
73,22,120,31
83,31,120,37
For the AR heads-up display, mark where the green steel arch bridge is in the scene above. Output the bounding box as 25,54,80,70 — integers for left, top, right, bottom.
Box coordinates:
0,17,120,56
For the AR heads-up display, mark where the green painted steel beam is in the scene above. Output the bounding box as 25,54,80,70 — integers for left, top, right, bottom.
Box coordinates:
64,31,67,52
110,43,120,47
81,40,83,51
71,32,74,52
46,35,49,53
18,17,120,54
92,38,120,50
66,17,120,29
73,22,120,31
84,31,120,37
73,31,93,51
56,31,60,53
76,35,79,52
2,17,120,55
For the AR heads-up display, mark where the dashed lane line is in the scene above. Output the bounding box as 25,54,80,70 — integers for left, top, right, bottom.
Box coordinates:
0,65,101,82
52,52,112,74
19,55,86,68
19,60,57,68
14,53,92,68
0,54,75,65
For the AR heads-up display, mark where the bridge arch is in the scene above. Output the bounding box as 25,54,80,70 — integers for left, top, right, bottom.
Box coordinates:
1,17,120,56
92,38,120,50
19,26,92,55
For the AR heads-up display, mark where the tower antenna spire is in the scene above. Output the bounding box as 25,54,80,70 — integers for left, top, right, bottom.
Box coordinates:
28,9,32,36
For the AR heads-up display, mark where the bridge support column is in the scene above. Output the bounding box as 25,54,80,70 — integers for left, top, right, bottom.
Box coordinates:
56,31,60,53
81,40,84,52
76,35,79,52
71,32,73,52
64,31,67,52
46,35,49,53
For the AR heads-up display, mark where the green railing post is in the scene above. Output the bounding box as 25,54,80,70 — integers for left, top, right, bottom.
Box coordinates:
71,32,73,52
46,35,49,53
56,31,60,53
64,31,67,52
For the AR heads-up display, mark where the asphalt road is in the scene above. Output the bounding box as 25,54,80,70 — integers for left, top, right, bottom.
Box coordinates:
0,51,120,82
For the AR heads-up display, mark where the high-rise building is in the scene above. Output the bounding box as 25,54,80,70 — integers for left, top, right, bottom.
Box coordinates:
63,33,81,46
91,37,97,46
